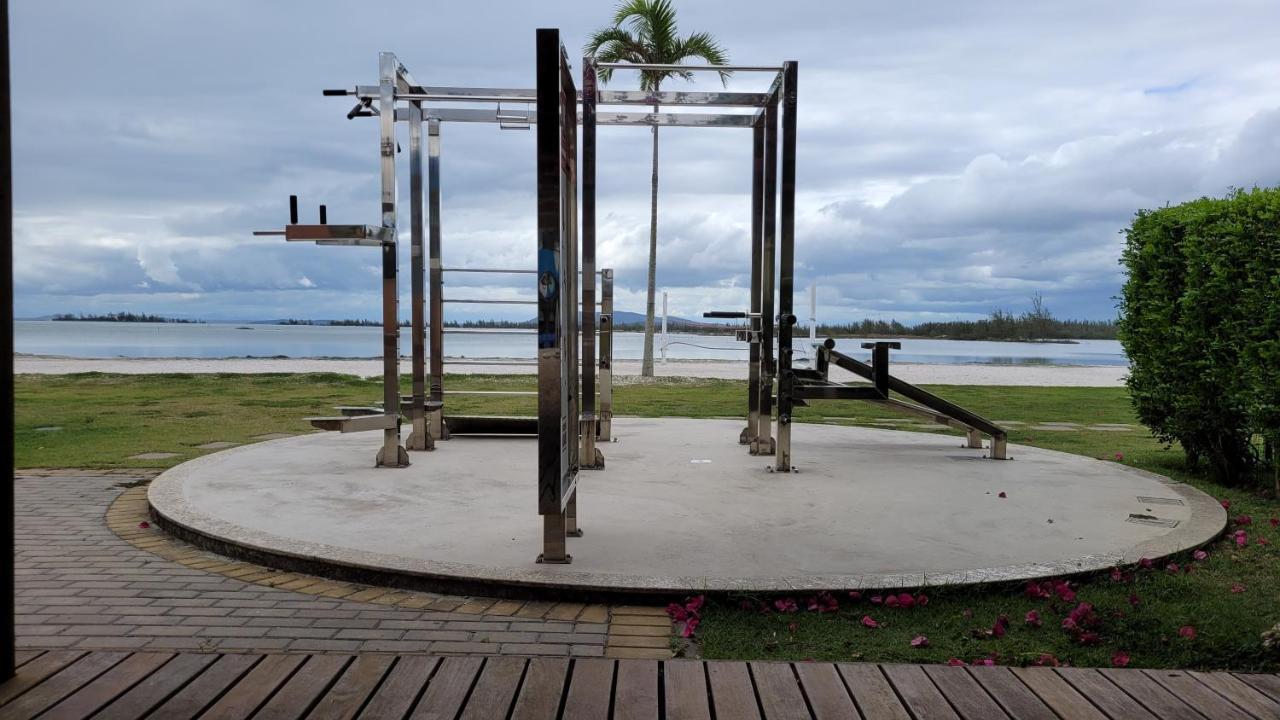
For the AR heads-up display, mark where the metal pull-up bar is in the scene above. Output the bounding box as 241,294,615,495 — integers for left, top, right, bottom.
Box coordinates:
594,62,783,73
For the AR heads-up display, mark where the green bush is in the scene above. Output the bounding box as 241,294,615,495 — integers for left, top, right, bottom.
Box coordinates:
1118,187,1279,485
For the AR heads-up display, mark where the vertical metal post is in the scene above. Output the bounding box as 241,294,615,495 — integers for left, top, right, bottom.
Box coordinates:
427,118,445,441
598,269,614,442
809,284,817,347
775,61,798,472
660,291,668,364
743,118,764,446
579,57,601,470
376,53,408,468
1,0,14,681
406,102,431,451
535,29,577,563
755,101,778,456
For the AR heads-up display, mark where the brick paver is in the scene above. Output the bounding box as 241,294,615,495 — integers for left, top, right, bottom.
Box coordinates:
14,473,658,658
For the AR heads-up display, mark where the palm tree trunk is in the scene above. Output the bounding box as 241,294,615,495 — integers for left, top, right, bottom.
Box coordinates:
641,101,660,377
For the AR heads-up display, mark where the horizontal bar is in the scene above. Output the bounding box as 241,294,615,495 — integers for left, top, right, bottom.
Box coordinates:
284,224,393,245
392,107,753,128
442,299,537,305
441,360,538,366
599,90,769,107
596,62,783,72
444,390,537,396
444,415,538,435
602,112,754,128
442,267,537,274
441,267,608,274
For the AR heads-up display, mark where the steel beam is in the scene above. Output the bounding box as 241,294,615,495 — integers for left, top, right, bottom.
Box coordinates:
376,52,408,468
743,117,764,447
406,102,431,451
580,58,602,469
755,100,778,456
426,118,445,442
776,61,798,472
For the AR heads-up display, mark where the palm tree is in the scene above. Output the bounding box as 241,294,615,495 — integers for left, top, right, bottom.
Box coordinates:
586,0,730,377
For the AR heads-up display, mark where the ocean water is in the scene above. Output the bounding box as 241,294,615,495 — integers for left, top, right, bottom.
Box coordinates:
14,321,1128,366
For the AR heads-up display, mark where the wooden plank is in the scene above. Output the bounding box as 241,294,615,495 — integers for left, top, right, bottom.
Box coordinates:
13,651,42,669
750,662,810,720
561,658,615,719
408,655,484,720
1189,671,1280,720
966,667,1057,720
1143,669,1253,719
147,653,261,720
922,665,1010,720
837,663,910,720
1235,674,1280,703
882,664,961,720
706,662,761,720
41,652,175,720
0,651,86,708
794,662,858,720
357,656,440,720
664,660,711,720
459,657,526,720
0,651,128,720
200,653,306,719
613,659,659,720
94,654,218,720
1096,668,1202,720
309,654,396,720
255,655,352,720
1055,668,1158,720
510,658,569,720
1011,667,1108,720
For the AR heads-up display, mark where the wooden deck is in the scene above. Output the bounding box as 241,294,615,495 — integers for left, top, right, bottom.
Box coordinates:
2,650,1279,719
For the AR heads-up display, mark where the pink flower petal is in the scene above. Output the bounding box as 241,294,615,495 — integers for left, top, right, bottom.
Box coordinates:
1235,515,1253,526
946,658,965,666
1139,557,1153,569
1111,651,1131,667
916,594,929,606
971,658,995,666
910,635,929,648
997,491,1007,498
1234,530,1248,548
1113,452,1124,461
1230,583,1245,593
884,595,900,608
1110,568,1124,582
897,593,915,609
1025,610,1042,628
870,595,883,605
1193,550,1208,561
138,521,150,529
848,591,861,601
1165,562,1179,573
1178,625,1197,639
861,615,880,629
1269,518,1278,528
1220,499,1231,509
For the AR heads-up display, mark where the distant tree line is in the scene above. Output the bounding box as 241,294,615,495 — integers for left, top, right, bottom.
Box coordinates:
52,312,202,324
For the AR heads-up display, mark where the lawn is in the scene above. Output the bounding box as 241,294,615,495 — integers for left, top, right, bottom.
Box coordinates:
14,372,1280,670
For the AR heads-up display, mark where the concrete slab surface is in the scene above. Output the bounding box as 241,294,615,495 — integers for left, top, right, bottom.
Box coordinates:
149,418,1224,598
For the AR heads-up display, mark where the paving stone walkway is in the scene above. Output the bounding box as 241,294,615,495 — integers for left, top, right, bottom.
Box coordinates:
13,473,669,660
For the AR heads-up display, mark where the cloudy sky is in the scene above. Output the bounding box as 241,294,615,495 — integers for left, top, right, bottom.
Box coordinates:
10,1,1280,323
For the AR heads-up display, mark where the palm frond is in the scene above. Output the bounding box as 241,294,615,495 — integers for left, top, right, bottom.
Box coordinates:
585,0,730,90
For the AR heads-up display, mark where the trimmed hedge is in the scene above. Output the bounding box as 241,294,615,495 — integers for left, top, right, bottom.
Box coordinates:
1118,187,1279,486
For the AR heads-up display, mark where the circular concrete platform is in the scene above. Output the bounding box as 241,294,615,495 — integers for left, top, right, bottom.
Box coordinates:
148,418,1224,599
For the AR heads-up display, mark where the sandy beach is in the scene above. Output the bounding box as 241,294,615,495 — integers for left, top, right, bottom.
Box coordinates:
13,354,1126,386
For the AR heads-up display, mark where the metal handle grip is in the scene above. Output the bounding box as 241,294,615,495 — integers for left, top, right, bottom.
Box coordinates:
703,311,747,319
322,89,350,96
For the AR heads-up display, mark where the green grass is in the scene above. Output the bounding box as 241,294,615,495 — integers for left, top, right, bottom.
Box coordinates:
14,372,1280,670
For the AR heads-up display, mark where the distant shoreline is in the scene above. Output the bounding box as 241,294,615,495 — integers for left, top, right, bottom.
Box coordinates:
12,354,1129,387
